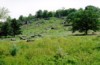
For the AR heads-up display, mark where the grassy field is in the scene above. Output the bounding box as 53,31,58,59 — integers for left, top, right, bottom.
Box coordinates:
0,36,100,65
0,18,100,65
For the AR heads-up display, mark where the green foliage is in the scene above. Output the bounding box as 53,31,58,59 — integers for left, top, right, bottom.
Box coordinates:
42,10,48,18
0,18,21,37
1,22,10,36
35,8,76,19
35,10,43,18
0,60,5,65
48,11,54,17
10,18,21,36
54,8,76,18
10,44,18,56
67,5,100,34
18,15,25,25
67,8,77,15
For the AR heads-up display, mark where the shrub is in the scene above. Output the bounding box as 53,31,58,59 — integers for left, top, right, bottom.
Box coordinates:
10,44,18,56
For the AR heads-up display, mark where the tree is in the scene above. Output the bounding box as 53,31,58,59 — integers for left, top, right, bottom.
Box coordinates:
67,8,76,15
42,10,48,18
48,11,53,17
67,6,100,35
66,8,79,22
62,9,68,16
10,18,21,36
1,22,10,36
0,17,12,36
18,15,25,25
0,7,9,22
0,22,3,31
27,14,34,20
54,10,62,18
35,10,43,18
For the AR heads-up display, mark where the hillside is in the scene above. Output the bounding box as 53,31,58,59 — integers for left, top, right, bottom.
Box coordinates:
0,17,100,65
0,1,100,65
21,17,71,37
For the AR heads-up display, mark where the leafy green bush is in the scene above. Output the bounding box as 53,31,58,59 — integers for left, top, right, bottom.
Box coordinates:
10,44,18,56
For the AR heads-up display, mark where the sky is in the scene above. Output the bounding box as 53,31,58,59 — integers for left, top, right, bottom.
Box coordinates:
0,0,100,19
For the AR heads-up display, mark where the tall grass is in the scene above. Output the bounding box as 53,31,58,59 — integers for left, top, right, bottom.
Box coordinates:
0,36,100,65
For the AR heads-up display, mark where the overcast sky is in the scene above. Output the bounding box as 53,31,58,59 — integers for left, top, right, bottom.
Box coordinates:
0,0,100,18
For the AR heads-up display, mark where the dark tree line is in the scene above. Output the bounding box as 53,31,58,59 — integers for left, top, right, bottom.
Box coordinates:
0,7,21,37
17,8,77,25
35,8,76,18
0,18,21,37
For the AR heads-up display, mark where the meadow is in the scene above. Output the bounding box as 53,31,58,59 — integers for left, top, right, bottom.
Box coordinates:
0,36,100,65
0,18,100,65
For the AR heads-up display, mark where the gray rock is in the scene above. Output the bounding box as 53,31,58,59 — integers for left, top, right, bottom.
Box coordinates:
11,38,16,41
26,39,34,42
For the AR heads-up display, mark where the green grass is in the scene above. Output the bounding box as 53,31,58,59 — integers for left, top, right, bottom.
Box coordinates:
0,36,100,65
21,17,66,36
0,17,100,65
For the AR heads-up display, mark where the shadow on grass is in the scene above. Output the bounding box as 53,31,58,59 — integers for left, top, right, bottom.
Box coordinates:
72,34,97,36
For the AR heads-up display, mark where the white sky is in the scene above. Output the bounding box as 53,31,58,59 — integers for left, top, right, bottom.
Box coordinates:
0,0,100,18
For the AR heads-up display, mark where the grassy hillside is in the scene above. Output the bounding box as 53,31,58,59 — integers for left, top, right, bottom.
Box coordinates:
0,17,100,65
21,17,71,36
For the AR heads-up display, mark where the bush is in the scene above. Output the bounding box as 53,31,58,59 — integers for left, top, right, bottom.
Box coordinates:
10,44,18,56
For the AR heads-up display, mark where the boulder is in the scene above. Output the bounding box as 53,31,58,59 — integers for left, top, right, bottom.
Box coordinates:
26,39,34,42
10,38,16,41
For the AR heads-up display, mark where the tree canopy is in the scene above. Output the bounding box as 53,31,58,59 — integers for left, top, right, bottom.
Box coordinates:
67,5,100,34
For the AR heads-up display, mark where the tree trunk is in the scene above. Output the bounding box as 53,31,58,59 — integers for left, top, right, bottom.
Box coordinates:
85,30,88,35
